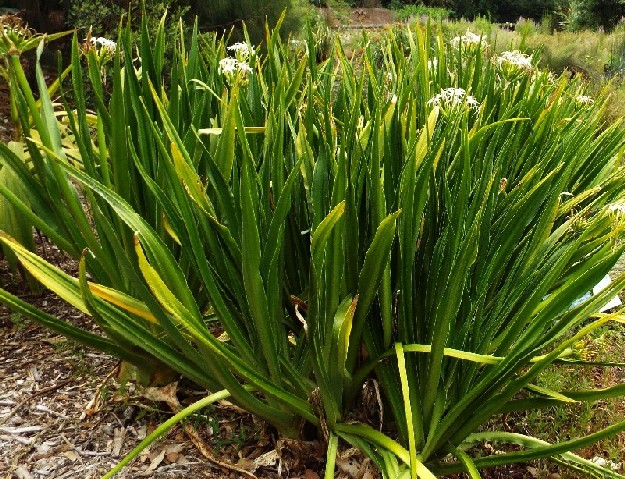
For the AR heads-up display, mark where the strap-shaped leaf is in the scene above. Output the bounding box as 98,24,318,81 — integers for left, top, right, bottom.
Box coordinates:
347,209,401,370
88,282,157,324
0,231,88,313
311,201,346,275
0,287,144,365
240,155,281,383
445,430,625,478
395,343,418,479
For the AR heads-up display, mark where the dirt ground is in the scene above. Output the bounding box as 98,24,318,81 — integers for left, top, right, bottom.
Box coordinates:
320,7,397,29
0,81,12,144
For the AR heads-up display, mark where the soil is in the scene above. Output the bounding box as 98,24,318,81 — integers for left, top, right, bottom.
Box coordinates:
319,7,397,29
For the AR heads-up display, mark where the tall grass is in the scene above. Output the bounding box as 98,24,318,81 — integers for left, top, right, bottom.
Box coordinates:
2,14,625,478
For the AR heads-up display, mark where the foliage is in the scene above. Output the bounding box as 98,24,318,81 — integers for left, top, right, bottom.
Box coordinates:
67,0,190,60
388,0,625,30
391,3,452,22
0,14,69,287
67,0,305,46
0,144,35,280
2,13,625,478
566,0,625,31
388,0,560,22
190,0,305,44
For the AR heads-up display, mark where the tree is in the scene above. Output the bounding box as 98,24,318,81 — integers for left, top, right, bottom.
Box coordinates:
568,0,625,30
190,0,302,43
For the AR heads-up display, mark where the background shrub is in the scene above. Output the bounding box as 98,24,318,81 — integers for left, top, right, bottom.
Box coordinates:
67,0,190,45
189,0,305,43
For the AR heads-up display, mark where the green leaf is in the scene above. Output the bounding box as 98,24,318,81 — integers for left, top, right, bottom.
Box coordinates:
311,201,346,274
395,343,418,479
347,210,401,370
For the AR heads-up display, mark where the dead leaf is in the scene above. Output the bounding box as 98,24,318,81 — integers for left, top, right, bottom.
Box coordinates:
141,382,178,405
147,448,166,472
337,448,363,477
254,449,279,468
524,466,539,477
62,450,81,462
237,448,279,472
14,466,33,479
237,457,257,471
304,469,320,479
135,425,147,440
112,427,126,457
163,444,184,463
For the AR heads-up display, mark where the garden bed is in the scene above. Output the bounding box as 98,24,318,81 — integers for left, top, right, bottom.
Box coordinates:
3,243,624,478
2,8,625,479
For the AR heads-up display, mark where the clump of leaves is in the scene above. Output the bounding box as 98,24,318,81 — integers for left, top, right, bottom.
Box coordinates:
2,14,625,479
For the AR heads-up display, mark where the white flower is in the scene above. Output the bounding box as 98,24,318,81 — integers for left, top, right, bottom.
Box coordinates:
218,57,238,75
227,42,253,54
497,50,532,70
219,56,253,85
89,36,117,53
236,61,253,74
575,94,594,105
451,31,488,49
427,58,438,70
427,87,479,109
227,42,254,62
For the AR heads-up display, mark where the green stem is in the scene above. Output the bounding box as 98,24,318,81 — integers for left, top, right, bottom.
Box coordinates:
102,388,237,479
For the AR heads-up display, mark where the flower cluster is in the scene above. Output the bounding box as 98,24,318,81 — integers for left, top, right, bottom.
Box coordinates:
450,31,488,50
427,87,479,109
495,50,533,82
220,42,255,86
1,14,33,56
89,36,117,54
83,34,117,69
497,50,532,70
575,94,594,105
218,57,253,84
227,42,254,62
